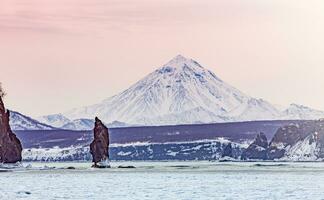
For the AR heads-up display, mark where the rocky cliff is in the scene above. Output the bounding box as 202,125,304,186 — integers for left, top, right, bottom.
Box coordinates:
90,117,110,167
0,96,22,163
240,120,324,161
241,132,268,160
268,120,324,160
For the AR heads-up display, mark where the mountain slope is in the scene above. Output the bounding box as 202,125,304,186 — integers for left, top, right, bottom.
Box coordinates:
63,55,281,125
281,104,324,120
9,111,56,130
37,114,71,128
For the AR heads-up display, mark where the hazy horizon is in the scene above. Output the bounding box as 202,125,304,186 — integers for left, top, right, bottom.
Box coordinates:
1,0,324,117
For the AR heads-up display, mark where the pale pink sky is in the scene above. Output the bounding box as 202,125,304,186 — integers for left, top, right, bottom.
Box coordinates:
1,0,324,117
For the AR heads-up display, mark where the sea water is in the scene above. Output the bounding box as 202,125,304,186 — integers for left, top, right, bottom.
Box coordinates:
1,161,324,200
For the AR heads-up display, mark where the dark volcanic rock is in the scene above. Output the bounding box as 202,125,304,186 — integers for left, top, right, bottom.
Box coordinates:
118,165,136,169
241,132,268,160
222,143,233,158
240,121,324,161
66,166,76,170
0,96,22,163
268,120,324,160
90,117,110,167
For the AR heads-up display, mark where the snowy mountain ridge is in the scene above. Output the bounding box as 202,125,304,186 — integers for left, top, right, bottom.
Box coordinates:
37,114,71,128
9,111,56,130
36,114,132,130
281,104,324,120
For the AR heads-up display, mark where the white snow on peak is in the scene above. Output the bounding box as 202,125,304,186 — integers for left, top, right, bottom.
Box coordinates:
37,114,71,128
282,133,320,161
281,103,324,120
37,115,132,130
9,111,55,130
38,114,95,130
61,118,94,130
161,54,203,70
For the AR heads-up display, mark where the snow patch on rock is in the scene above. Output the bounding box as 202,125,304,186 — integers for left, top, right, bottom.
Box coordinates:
282,134,320,161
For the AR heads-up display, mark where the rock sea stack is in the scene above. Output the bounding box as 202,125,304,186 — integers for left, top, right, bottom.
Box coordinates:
90,117,110,168
0,96,22,163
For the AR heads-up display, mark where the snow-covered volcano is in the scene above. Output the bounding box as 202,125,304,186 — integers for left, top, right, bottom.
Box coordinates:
63,55,284,125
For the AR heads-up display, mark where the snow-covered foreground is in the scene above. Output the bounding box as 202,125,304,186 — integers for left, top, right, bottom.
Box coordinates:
1,162,324,199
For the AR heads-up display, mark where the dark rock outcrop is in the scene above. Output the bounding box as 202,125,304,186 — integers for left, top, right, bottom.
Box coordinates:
118,165,136,169
0,96,22,163
241,132,268,160
268,120,324,160
222,143,233,158
90,117,110,167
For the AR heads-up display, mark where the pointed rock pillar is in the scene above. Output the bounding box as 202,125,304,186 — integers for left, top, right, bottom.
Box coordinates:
90,117,110,168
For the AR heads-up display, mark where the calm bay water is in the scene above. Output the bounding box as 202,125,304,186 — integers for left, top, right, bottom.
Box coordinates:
1,161,324,200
